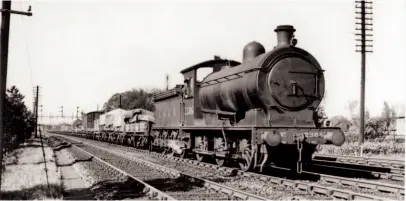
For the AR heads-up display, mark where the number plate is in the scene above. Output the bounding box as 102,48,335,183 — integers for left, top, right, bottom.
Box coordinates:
293,131,327,138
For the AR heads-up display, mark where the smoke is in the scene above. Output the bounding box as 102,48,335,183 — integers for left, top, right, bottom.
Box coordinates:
167,140,183,155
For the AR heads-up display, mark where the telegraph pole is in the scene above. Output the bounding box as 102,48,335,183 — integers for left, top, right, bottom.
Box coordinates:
60,106,63,117
76,106,79,119
59,106,63,123
355,0,373,155
166,74,169,90
39,104,42,130
0,0,33,194
34,86,39,138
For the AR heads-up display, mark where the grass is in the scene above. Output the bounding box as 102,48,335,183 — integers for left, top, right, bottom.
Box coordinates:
1,139,63,200
316,138,405,158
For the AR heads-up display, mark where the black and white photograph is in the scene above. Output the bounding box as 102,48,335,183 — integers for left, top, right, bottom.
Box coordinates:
0,0,405,200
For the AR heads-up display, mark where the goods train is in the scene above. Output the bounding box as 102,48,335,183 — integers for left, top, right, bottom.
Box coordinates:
53,25,345,173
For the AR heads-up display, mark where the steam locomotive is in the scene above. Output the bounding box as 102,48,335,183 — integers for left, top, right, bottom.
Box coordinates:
57,25,345,173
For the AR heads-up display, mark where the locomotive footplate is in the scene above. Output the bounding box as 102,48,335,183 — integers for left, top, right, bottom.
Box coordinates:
257,127,345,146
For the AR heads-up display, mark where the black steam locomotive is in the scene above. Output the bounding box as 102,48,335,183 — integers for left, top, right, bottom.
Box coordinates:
59,25,345,173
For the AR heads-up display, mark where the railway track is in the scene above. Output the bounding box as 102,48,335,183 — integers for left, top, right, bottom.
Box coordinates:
313,154,405,169
51,132,404,200
306,161,404,183
47,136,178,200
136,149,405,199
50,135,271,200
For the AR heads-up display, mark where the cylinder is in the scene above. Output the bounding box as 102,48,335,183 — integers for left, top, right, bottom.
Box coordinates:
274,25,296,47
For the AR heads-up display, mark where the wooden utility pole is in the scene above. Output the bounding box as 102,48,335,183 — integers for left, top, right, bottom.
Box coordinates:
166,74,169,90
355,0,373,155
59,106,63,118
34,86,39,138
0,0,32,195
76,106,79,119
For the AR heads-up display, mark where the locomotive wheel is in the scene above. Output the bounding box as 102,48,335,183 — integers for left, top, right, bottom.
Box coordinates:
132,138,137,148
120,136,125,145
128,138,133,147
215,158,225,166
136,137,143,148
140,137,147,148
177,142,187,158
179,149,187,158
239,139,253,172
196,153,204,162
168,148,175,156
162,148,169,155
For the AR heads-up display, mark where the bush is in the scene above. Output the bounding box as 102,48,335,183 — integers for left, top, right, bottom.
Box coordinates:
336,100,400,140
2,86,35,154
330,116,352,132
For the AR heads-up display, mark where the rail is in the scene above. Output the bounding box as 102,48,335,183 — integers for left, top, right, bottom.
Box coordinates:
313,154,405,169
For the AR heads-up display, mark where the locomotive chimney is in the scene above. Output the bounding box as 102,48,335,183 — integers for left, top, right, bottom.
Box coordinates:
274,25,296,47
242,41,265,63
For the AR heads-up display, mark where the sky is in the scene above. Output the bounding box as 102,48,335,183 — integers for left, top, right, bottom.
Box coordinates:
4,0,406,124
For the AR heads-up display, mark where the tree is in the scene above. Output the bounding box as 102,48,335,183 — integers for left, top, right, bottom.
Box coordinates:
330,116,352,132
103,88,162,112
382,101,391,125
379,101,397,135
348,108,371,133
381,101,396,129
365,109,371,120
365,117,387,139
3,86,35,151
346,100,358,117
345,100,372,133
